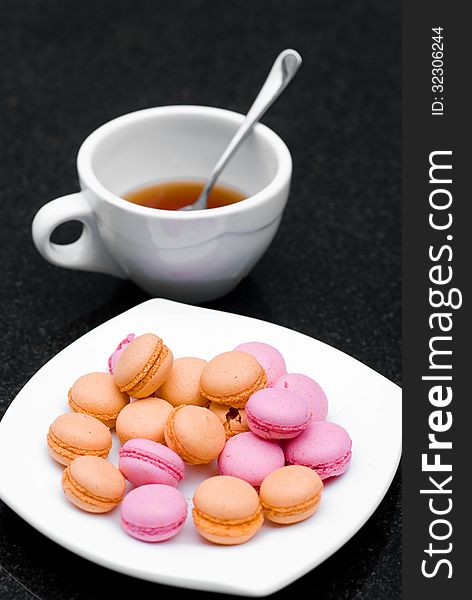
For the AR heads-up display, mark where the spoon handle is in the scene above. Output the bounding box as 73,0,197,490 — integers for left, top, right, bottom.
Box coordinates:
191,49,302,210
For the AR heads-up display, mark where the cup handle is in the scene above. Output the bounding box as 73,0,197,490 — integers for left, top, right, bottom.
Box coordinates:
32,192,126,278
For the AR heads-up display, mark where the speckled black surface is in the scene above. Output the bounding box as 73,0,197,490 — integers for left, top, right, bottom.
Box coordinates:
0,0,400,598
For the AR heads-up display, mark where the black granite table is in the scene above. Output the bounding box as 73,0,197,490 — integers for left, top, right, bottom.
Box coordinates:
0,0,400,598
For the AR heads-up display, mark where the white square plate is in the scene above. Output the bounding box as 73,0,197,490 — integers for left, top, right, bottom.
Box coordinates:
0,299,401,596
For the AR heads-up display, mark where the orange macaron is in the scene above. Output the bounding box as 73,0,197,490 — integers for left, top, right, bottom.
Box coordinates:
200,351,267,408
193,475,264,545
208,402,249,438
158,357,208,407
164,405,226,464
115,397,173,444
114,333,174,399
68,372,129,428
260,465,323,524
47,412,112,466
62,455,126,513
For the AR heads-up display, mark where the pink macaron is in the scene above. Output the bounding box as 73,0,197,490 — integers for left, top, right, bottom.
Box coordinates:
284,421,352,479
108,333,136,375
121,484,187,542
217,432,285,487
233,342,286,387
273,373,328,422
119,438,185,487
245,388,311,440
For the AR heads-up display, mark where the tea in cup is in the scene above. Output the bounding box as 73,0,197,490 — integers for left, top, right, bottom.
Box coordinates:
32,105,292,302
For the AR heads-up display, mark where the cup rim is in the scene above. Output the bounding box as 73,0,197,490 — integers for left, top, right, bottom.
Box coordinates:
77,105,292,220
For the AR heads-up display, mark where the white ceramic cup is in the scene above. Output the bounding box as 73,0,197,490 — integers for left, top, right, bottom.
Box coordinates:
32,106,292,302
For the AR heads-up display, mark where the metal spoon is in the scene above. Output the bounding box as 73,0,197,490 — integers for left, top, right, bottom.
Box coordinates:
182,48,302,211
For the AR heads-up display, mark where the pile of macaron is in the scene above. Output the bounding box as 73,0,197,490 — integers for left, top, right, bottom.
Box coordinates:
47,333,352,545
